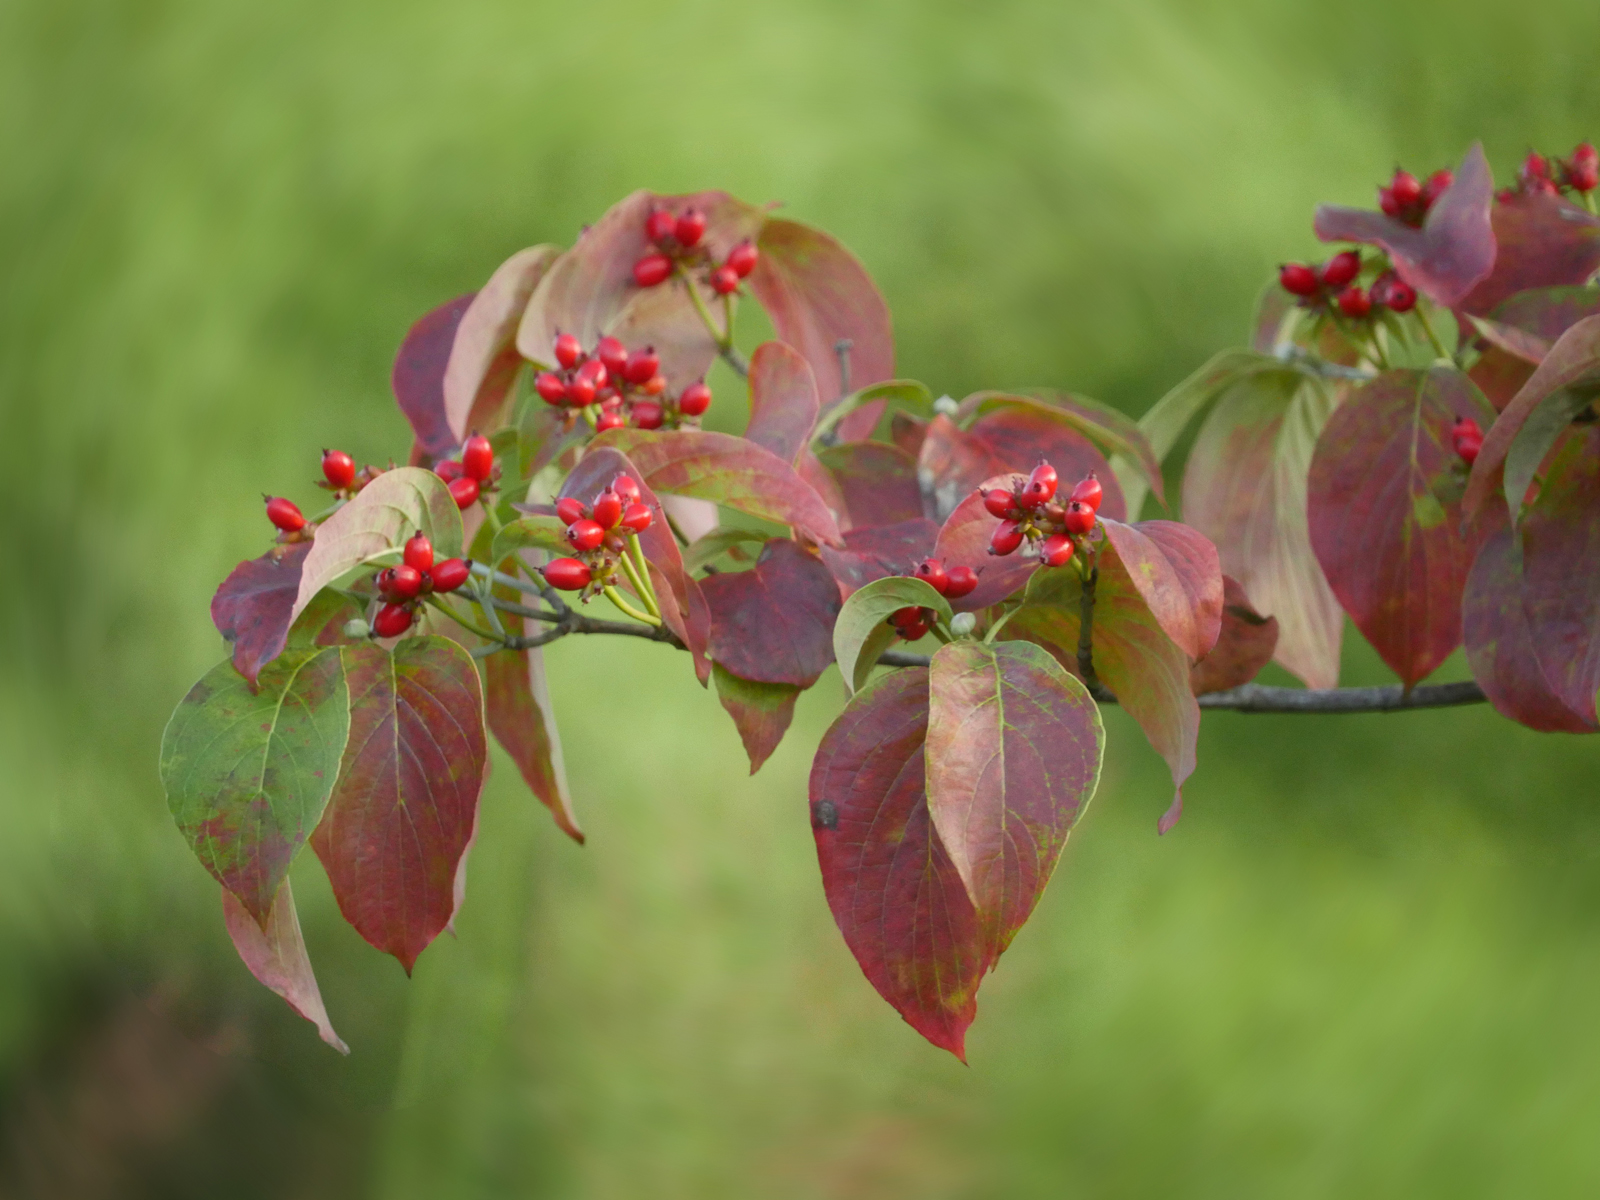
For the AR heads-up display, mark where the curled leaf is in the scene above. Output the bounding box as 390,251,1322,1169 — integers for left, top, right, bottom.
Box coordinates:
833,575,951,694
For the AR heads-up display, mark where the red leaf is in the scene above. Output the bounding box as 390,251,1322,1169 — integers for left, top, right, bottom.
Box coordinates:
917,410,1123,523
485,641,583,844
890,411,929,458
1190,577,1279,695
748,217,894,411
931,482,1038,612
925,640,1102,954
1313,142,1496,308
1468,348,1536,412
818,518,939,599
810,668,988,1060
796,448,850,531
700,539,841,687
712,665,800,774
222,881,347,1054
443,245,561,442
393,293,476,461
816,441,924,528
1308,368,1491,686
745,340,819,464
1456,193,1600,318
211,543,311,685
1112,519,1224,661
312,638,487,973
1489,285,1600,347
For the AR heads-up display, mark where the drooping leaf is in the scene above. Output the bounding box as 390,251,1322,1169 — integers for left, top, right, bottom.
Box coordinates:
1456,193,1600,318
712,664,800,774
162,648,351,925
1307,368,1492,686
222,881,348,1054
817,518,939,599
809,667,988,1060
816,441,923,527
966,391,1165,509
745,340,819,464
393,293,476,461
930,482,1039,613
211,543,312,685
591,428,843,547
925,640,1103,949
832,575,952,694
312,638,487,973
747,217,894,413
1313,142,1496,308
699,538,841,687
1190,577,1279,695
443,245,561,441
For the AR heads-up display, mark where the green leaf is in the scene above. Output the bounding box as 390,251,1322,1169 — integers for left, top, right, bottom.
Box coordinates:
161,648,351,926
833,575,952,695
712,664,801,774
682,527,767,576
812,379,933,445
492,513,570,562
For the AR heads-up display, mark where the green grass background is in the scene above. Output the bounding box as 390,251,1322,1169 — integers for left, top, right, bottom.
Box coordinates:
3,0,1599,1195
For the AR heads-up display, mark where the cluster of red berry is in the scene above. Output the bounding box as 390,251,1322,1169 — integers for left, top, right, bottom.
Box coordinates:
371,533,472,638
1278,250,1417,319
535,333,711,432
887,557,980,642
631,205,759,296
1505,144,1598,200
983,463,1102,567
433,433,497,509
542,474,655,593
1376,165,1454,227
264,448,392,536
1451,416,1484,465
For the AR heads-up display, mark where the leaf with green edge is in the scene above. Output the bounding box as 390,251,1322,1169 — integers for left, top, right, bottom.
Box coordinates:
1465,314,1600,521
1314,143,1496,308
393,293,476,461
809,667,988,1060
747,217,894,414
222,880,348,1054
1180,364,1344,688
700,539,841,687
1308,368,1492,687
162,648,350,926
1468,315,1553,365
713,664,801,774
925,640,1103,948
492,512,570,562
443,245,561,442
818,518,940,600
833,575,951,694
311,637,486,973
211,543,312,685
816,441,923,528
968,390,1165,509
813,379,934,446
745,340,819,464
1190,577,1279,696
590,428,843,547
930,482,1038,613
1457,193,1600,319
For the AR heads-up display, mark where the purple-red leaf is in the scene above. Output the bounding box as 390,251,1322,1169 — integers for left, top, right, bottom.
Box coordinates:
745,340,819,464
484,608,583,843
816,441,924,528
818,518,939,599
1314,142,1496,308
222,881,348,1054
700,538,841,687
211,543,311,685
1457,193,1600,318
393,293,476,461
312,638,487,974
712,665,800,774
443,245,561,442
1308,368,1491,686
1191,577,1279,695
1112,519,1224,661
810,668,989,1060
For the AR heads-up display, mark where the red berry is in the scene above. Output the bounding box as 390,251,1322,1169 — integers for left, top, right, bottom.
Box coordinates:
461,434,494,482
387,564,424,601
543,558,592,591
944,565,979,599
612,474,642,504
726,240,758,278
642,373,667,396
592,489,623,530
1320,250,1361,288
435,459,464,482
897,617,930,642
567,518,605,551
621,502,653,533
322,449,356,489
596,336,628,377
989,519,1024,556
432,559,471,593
1574,142,1599,169
633,253,673,288
265,496,306,532
1039,533,1074,568
373,603,413,639
1023,461,1058,508
1337,286,1372,318
645,207,676,244
1422,169,1454,205
403,532,434,572
914,558,948,594
889,606,924,629
576,357,608,389
1523,151,1550,181
1068,473,1103,513
674,208,706,248
449,476,480,509
678,381,712,417
565,375,596,406
556,497,587,525
1455,435,1482,465
596,387,620,407
710,265,740,295
624,347,659,385
1380,277,1417,313
595,410,626,432
1063,500,1096,535
981,488,1021,519
1279,263,1319,296
631,400,664,429
554,332,584,370
1389,169,1422,207
536,371,567,405
1571,149,1599,192
1378,186,1402,218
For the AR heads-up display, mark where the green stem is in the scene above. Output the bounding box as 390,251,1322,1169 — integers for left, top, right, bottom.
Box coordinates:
615,550,660,620
602,584,662,626
626,532,661,617
678,265,728,349
423,596,504,644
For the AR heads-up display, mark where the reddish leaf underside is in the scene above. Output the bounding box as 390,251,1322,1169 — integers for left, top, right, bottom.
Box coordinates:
443,245,561,442
312,638,487,974
1190,577,1280,696
393,293,476,461
222,881,348,1054
817,518,940,599
700,538,841,687
809,668,989,1060
745,340,820,464
712,664,801,774
816,441,924,528
211,543,312,685
1457,194,1600,318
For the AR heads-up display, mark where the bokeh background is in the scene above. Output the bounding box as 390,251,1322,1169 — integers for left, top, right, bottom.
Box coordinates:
4,1,1600,1196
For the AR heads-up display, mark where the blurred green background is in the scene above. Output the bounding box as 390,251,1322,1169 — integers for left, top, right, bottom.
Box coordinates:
4,0,1600,1195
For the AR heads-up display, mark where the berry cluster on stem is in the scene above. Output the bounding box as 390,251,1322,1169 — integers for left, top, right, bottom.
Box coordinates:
1502,143,1597,208
1278,249,1417,322
542,474,661,625
983,462,1103,568
1376,165,1454,227
370,533,473,639
886,557,979,642
535,334,711,433
631,205,759,298
434,433,499,509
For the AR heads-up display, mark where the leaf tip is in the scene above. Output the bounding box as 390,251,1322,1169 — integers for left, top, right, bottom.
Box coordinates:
1157,792,1183,835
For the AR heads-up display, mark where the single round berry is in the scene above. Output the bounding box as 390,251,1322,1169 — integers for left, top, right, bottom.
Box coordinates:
536,371,567,405
1039,533,1074,568
576,357,608,389
642,373,667,396
631,400,664,429
726,240,758,278
1390,169,1422,207
633,253,673,288
403,532,434,573
596,336,628,377
543,558,592,591
1423,168,1454,205
981,488,1021,520
449,476,480,509
1337,286,1372,318
889,606,924,629
944,565,979,599
1063,500,1096,535
897,617,930,643
565,375,596,407
1068,473,1103,513
645,207,676,244
1574,142,1599,169
989,519,1024,556
566,518,605,552
387,563,424,601
1023,461,1058,507
265,496,306,532
1382,278,1417,313
322,449,356,489
373,603,414,639
674,208,706,248
461,434,494,482
678,381,712,417
430,558,471,593
556,497,587,526
624,346,659,385
621,502,653,533
1523,151,1550,181
1452,416,1485,465
612,474,642,505
1279,263,1319,296
595,410,626,432
554,332,584,370
1319,250,1361,288
435,459,464,482
914,558,948,595
1378,186,1401,218
710,265,740,295
591,489,623,530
